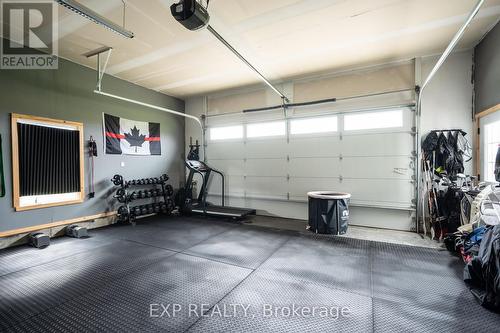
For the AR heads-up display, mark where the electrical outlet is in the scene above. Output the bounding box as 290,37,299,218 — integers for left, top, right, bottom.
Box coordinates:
121,161,125,167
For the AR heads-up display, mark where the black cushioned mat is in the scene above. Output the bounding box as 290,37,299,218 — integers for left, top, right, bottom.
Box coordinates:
0,236,113,277
184,226,291,269
4,254,251,333
187,271,373,333
1,217,498,333
258,235,372,296
0,240,175,331
96,216,236,252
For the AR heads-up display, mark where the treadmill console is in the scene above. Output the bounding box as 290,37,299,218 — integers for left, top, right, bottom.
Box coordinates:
186,160,210,172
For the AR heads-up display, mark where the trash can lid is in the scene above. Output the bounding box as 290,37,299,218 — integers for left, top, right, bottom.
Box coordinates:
307,191,351,199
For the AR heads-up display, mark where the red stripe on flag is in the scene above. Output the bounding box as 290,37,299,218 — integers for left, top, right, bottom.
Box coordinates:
106,132,125,139
145,137,160,142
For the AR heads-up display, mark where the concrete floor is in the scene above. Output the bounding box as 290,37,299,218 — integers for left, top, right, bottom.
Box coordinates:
246,215,442,249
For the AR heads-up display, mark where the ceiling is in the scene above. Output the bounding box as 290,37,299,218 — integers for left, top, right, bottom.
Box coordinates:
5,0,500,97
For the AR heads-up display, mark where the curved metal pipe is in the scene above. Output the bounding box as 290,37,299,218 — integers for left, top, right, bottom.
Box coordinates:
415,0,485,233
93,89,205,160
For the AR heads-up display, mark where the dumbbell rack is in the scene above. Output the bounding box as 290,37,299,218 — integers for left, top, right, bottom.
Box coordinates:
111,175,175,225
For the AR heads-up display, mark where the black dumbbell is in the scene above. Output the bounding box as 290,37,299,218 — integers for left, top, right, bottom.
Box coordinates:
133,206,141,216
114,189,127,203
139,205,147,215
165,185,174,197
129,191,138,200
147,204,154,214
111,174,123,186
118,206,129,220
160,174,169,183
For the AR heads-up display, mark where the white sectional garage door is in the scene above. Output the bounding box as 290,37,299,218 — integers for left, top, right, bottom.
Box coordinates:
203,105,416,229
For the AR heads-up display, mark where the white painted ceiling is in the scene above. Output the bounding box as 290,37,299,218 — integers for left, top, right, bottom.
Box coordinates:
7,1,500,97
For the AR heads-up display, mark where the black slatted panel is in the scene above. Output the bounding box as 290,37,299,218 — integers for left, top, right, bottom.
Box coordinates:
18,123,80,196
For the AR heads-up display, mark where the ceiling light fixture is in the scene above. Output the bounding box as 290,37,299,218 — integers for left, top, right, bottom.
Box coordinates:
55,0,135,38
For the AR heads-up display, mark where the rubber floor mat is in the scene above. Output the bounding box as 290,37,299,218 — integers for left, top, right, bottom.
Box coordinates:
0,240,175,331
257,235,372,296
5,253,251,333
188,271,373,333
0,236,113,277
184,226,291,268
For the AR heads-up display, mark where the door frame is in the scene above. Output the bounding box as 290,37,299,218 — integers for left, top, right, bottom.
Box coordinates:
474,103,500,180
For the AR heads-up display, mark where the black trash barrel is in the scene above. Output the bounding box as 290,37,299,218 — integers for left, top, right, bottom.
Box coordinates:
307,191,351,235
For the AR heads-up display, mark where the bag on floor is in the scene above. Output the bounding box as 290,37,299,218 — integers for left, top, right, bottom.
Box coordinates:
463,224,500,312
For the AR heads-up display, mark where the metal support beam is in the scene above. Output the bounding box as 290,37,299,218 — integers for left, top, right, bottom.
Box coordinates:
415,0,485,234
207,25,289,103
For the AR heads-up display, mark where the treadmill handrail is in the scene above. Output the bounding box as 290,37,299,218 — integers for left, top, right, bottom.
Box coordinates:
185,160,225,208
210,168,225,207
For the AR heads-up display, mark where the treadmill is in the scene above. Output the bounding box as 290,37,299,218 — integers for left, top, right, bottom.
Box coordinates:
178,139,256,218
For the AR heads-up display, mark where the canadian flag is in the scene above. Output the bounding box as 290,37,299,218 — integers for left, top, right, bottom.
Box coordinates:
103,113,161,155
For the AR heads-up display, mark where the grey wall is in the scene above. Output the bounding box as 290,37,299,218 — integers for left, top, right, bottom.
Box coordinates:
474,21,500,113
0,57,185,232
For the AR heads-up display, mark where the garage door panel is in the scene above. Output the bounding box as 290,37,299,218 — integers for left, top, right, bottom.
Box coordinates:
289,136,340,157
341,133,412,156
208,142,245,160
245,159,287,177
342,156,412,179
288,178,340,200
289,158,340,177
246,139,288,158
341,179,413,205
208,175,245,196
246,177,287,196
208,159,244,176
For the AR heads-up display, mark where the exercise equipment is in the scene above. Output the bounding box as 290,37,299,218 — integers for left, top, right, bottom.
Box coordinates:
65,225,89,238
111,173,175,224
111,174,124,186
29,233,50,249
178,138,255,218
88,136,97,198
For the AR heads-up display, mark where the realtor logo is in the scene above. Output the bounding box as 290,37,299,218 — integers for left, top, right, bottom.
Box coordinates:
1,0,58,69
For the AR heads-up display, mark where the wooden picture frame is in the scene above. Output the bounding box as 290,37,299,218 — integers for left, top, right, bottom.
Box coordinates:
11,113,85,211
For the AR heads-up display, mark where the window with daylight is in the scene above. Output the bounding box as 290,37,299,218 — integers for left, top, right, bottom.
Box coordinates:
246,121,286,138
11,114,84,211
209,125,244,141
484,120,500,182
344,110,404,131
290,116,338,135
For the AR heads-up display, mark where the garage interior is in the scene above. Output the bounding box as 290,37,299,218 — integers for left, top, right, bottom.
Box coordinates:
0,0,499,332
